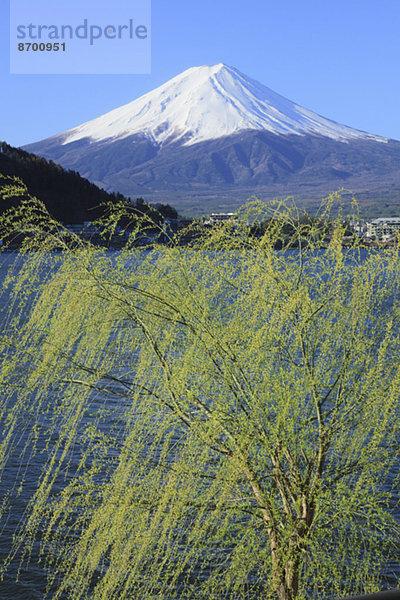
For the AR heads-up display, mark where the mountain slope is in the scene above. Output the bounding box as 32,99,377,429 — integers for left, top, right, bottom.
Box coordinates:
23,64,400,215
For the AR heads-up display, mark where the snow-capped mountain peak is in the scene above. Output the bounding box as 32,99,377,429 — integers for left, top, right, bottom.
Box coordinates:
61,63,386,147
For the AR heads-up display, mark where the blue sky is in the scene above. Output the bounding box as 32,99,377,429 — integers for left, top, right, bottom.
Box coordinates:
1,0,399,147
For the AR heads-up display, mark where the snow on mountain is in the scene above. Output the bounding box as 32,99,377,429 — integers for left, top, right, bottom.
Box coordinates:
60,63,387,147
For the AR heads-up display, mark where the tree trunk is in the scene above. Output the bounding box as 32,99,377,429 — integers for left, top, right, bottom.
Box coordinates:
276,559,300,600
270,525,305,600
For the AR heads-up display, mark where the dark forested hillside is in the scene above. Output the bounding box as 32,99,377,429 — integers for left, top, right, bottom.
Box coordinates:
0,142,178,223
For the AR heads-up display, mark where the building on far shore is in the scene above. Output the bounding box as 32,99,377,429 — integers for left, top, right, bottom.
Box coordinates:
203,212,236,226
365,217,400,241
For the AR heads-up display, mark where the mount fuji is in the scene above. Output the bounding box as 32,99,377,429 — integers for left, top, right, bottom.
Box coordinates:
23,63,400,214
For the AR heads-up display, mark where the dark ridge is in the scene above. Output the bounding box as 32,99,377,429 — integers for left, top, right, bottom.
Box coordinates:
0,142,178,223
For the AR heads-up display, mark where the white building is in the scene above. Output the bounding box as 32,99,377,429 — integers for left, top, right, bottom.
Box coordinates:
366,218,400,240
203,212,236,225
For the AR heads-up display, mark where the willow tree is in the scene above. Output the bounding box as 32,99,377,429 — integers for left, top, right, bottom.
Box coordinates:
0,180,399,600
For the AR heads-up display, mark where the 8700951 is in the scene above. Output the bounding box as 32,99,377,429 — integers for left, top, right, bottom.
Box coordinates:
18,42,66,51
